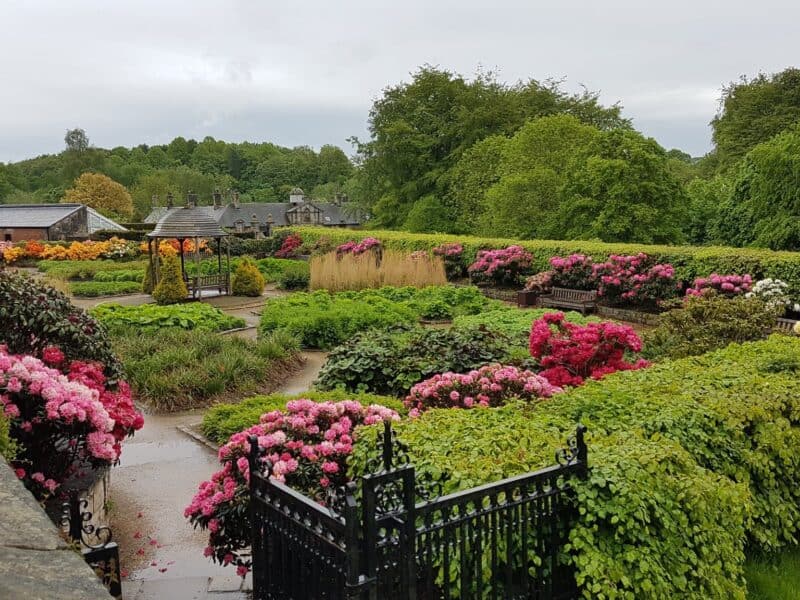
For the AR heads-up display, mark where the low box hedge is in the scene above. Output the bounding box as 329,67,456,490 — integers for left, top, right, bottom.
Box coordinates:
70,280,143,297
348,336,800,598
91,302,245,333
286,226,800,297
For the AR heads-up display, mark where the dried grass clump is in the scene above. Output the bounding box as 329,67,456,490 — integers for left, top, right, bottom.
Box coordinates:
310,250,446,291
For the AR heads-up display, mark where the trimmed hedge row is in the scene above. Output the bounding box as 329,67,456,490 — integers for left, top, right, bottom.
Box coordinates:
349,336,800,598
286,226,800,296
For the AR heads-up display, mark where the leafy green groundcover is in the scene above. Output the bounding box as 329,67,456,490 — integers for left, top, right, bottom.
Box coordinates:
70,280,143,297
289,225,800,297
38,259,148,280
201,390,406,445
348,336,800,599
746,549,800,600
258,286,497,349
453,307,594,346
91,302,245,333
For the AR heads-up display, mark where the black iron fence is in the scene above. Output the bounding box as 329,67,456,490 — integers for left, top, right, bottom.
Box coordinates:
248,422,587,600
62,492,122,599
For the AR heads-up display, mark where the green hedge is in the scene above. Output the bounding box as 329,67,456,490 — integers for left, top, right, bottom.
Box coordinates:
286,226,800,296
349,336,800,598
39,259,149,281
200,390,406,445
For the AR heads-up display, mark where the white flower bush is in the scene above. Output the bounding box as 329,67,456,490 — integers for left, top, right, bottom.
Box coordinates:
746,278,800,313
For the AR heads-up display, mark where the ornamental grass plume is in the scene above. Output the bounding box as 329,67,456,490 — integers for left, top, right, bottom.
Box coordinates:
404,364,562,417
529,312,648,387
185,399,398,574
310,250,446,291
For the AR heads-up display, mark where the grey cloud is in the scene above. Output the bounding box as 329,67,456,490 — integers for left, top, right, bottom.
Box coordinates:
2,0,799,162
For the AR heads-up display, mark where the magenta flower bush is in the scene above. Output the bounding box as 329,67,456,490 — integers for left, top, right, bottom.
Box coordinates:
529,312,649,388
336,237,382,258
592,253,679,310
433,243,466,279
186,399,399,574
686,273,753,297
1,346,143,499
549,254,597,290
468,245,533,287
404,364,562,417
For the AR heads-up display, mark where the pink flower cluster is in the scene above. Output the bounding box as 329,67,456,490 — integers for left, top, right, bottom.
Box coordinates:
468,246,533,285
432,243,464,258
185,399,399,573
529,312,649,387
336,237,382,257
405,364,562,416
549,254,597,290
274,233,303,258
686,273,752,297
1,346,142,498
592,254,679,309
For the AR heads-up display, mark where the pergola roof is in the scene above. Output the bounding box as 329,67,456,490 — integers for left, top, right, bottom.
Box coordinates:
147,205,228,239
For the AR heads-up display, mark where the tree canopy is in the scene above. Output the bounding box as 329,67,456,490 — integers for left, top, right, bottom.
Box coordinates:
63,172,134,219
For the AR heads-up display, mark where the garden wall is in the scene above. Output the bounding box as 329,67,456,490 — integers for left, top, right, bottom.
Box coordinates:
286,226,800,296
0,459,110,600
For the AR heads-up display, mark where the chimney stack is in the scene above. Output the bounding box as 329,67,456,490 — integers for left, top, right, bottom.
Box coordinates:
151,194,159,208
232,190,240,209
187,191,198,208
212,188,222,209
166,192,174,208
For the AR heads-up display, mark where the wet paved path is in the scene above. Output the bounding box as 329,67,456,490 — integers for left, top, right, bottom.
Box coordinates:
103,290,323,599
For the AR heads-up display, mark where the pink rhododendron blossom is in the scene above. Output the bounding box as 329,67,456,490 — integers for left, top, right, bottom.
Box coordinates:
186,399,399,574
529,312,648,387
468,246,532,286
336,237,382,257
686,273,752,298
592,254,678,309
405,364,561,414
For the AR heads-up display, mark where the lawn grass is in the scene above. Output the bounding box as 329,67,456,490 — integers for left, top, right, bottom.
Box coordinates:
746,549,800,599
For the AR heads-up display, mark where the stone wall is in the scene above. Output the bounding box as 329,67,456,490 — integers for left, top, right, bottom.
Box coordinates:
0,460,110,600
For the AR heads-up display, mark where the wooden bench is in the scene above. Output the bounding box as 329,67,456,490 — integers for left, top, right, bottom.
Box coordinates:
538,287,597,314
187,273,230,299
775,317,799,334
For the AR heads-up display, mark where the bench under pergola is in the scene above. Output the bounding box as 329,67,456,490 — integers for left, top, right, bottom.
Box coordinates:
146,202,231,299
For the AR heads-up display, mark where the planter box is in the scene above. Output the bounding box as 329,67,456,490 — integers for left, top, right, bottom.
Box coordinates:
517,290,539,307
596,305,661,326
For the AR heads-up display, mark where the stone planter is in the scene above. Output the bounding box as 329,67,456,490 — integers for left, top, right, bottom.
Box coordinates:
596,305,661,326
477,287,519,302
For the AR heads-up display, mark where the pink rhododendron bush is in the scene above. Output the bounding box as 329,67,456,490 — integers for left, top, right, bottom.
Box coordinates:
686,273,752,297
529,312,649,387
592,253,680,310
1,345,143,499
433,242,466,279
404,364,562,416
549,254,597,290
336,237,382,258
186,399,399,574
468,245,533,286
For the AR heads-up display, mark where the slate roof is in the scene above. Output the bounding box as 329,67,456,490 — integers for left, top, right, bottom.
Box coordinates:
0,204,83,228
144,201,363,228
148,205,229,238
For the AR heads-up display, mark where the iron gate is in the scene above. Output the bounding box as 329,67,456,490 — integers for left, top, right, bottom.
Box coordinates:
249,423,587,600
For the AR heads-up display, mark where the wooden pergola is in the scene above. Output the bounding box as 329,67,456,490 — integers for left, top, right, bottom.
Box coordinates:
146,202,231,299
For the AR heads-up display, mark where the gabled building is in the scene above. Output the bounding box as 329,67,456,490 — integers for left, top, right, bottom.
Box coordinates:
0,204,127,242
143,188,364,234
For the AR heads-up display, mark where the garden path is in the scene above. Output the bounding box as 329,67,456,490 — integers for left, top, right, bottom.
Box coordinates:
107,292,325,600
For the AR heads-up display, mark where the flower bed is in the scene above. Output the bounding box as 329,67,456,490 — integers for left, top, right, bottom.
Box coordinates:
186,399,399,573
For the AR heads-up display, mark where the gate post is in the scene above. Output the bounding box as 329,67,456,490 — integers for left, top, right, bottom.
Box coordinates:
248,435,266,599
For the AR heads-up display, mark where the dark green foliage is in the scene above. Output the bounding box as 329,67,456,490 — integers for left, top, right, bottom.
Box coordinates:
200,390,406,445
643,293,778,360
90,302,245,333
152,254,188,304
276,261,310,290
316,325,513,396
402,195,458,233
0,270,122,379
712,68,800,169
92,269,144,282
38,259,149,281
70,280,143,297
110,328,298,411
231,258,265,296
142,260,155,294
0,413,15,461
746,549,800,600
350,336,800,597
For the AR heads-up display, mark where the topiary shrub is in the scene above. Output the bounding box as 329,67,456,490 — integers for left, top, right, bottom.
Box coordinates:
152,254,188,305
231,258,265,297
0,270,122,379
142,258,156,293
643,291,778,360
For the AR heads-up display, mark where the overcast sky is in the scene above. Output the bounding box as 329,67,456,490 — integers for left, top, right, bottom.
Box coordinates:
1,1,797,163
